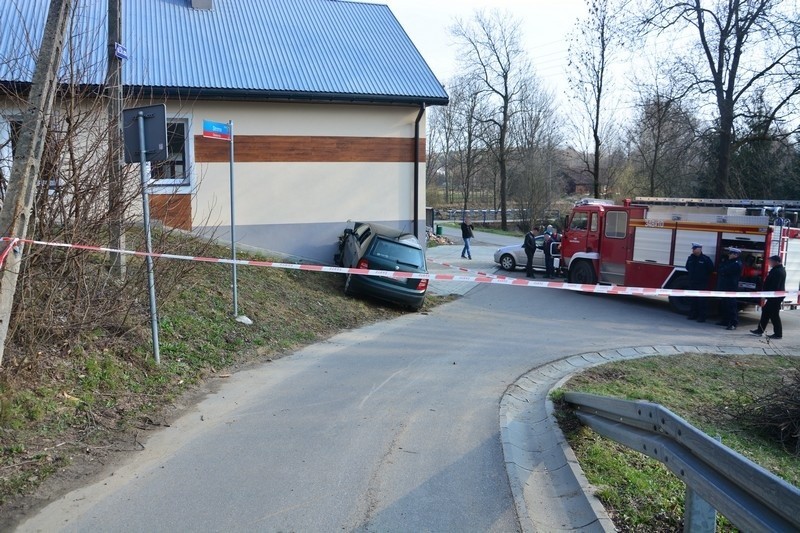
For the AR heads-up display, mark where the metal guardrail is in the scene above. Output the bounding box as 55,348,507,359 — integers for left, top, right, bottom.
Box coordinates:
564,392,800,532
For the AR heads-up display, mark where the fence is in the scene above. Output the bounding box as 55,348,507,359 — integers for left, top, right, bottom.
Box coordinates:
435,208,527,223
564,392,800,532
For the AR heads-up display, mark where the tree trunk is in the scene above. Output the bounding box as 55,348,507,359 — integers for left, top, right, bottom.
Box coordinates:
592,94,602,198
500,158,508,230
500,113,509,230
593,137,601,198
716,109,734,196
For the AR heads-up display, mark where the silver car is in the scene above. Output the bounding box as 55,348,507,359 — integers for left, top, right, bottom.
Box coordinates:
493,235,561,271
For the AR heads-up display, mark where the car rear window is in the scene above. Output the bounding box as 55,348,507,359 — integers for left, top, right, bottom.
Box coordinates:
370,237,424,268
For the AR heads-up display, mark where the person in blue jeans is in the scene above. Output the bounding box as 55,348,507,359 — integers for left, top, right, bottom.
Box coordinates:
460,217,474,260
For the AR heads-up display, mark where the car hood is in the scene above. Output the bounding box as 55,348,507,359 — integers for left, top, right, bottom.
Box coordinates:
496,244,522,254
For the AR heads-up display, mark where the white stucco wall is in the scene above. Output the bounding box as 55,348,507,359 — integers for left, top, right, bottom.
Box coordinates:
170,100,427,233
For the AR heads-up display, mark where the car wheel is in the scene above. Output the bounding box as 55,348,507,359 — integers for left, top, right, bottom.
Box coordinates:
500,254,516,271
569,260,597,284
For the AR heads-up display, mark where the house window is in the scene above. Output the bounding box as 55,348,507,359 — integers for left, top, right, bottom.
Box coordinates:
2,119,62,193
8,120,21,156
0,120,16,199
605,211,628,239
151,121,188,185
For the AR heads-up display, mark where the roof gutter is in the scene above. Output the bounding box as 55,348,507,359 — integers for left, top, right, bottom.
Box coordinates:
413,103,425,238
139,85,450,106
0,82,450,107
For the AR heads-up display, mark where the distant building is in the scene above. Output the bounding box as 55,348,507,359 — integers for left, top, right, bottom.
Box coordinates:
0,0,448,262
560,169,596,196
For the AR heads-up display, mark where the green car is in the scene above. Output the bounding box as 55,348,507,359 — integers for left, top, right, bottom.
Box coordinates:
336,222,428,311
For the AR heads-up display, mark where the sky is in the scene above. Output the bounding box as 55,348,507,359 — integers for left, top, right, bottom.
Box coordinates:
362,0,587,101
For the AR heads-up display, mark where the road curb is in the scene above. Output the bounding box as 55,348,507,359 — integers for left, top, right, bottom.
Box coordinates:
499,344,794,533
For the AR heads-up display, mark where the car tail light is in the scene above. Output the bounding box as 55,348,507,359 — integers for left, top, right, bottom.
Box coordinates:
357,258,369,269
417,278,428,290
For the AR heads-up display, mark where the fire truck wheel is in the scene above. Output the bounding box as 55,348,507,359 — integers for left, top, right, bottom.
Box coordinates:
569,260,597,284
667,276,692,315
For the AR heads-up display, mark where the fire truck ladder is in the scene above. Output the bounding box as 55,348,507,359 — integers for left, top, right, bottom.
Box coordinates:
634,197,800,210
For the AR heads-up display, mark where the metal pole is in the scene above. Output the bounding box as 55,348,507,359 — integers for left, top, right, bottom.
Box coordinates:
137,112,160,364
229,120,238,317
684,436,719,532
684,487,717,532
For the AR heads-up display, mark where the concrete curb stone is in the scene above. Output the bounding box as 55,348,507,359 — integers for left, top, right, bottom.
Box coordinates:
499,345,799,533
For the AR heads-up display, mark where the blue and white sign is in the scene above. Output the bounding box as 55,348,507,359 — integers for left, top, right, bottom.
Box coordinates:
114,42,129,60
202,120,232,141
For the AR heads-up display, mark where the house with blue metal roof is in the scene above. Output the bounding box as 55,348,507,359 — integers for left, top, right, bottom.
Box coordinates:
0,0,448,261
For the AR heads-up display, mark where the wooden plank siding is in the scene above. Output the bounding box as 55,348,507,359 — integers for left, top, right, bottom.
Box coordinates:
194,135,426,163
150,194,192,231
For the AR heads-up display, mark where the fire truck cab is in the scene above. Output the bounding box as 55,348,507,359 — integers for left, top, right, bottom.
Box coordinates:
560,197,800,314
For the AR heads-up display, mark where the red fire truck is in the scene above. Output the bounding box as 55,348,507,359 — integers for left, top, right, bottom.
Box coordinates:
559,197,800,313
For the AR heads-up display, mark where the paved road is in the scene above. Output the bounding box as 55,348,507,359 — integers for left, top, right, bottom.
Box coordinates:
437,222,523,248
19,247,800,532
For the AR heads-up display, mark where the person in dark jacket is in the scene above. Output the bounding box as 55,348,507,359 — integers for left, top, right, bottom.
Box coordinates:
685,243,714,322
751,255,786,339
523,227,539,278
460,217,474,260
716,247,743,330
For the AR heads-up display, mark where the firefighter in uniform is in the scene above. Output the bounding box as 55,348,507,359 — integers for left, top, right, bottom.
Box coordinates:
685,243,714,322
716,247,743,330
751,255,786,340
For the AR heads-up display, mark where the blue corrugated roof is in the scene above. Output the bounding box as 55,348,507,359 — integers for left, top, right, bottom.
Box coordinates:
0,0,448,104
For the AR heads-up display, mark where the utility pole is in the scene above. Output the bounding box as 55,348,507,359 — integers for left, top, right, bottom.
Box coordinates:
107,0,126,277
0,0,74,367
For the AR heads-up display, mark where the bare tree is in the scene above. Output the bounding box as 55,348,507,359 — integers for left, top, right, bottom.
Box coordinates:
0,4,213,368
447,76,486,213
425,105,445,203
568,0,627,199
729,99,799,198
509,82,561,230
452,10,529,230
0,0,74,366
639,0,800,196
568,0,624,199
628,75,700,196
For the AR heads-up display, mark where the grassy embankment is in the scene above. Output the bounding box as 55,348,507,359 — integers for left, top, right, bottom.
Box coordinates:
0,233,449,512
555,353,800,532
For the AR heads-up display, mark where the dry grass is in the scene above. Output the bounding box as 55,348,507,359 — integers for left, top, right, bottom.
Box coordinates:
555,353,800,532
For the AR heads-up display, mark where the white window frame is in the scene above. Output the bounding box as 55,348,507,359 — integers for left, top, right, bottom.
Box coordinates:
0,112,65,195
148,116,194,192
604,211,628,239
0,113,19,189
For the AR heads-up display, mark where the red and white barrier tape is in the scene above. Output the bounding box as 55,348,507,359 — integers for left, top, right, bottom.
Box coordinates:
428,256,800,300
427,259,509,280
0,238,19,269
1,237,797,300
